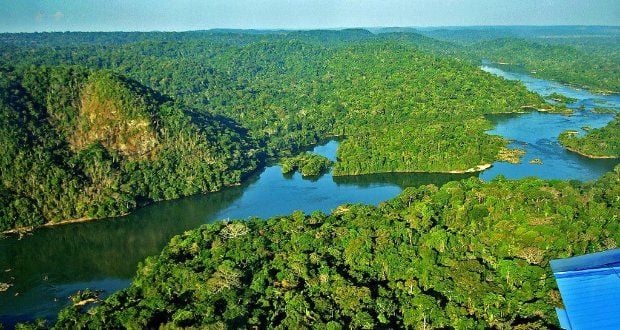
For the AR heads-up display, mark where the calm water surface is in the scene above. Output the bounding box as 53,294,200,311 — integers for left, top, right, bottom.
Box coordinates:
1,67,619,326
480,65,619,181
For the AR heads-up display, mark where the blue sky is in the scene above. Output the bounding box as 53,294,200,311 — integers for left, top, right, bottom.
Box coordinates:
1,0,618,32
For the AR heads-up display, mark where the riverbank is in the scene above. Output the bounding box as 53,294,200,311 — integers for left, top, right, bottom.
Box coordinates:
448,163,493,173
1,181,247,236
2,214,125,236
562,146,618,159
333,163,493,176
490,62,619,96
3,166,485,237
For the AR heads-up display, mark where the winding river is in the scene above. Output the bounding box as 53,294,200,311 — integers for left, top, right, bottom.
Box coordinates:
0,66,618,326
480,65,619,181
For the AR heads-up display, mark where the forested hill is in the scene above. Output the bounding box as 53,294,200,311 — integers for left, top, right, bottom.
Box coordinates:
0,66,258,231
54,165,620,329
1,31,548,171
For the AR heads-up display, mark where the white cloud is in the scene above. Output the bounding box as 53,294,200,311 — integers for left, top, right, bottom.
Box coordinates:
53,11,64,20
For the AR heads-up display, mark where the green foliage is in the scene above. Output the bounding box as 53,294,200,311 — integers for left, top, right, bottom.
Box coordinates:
0,66,258,231
281,153,333,176
559,116,620,158
54,165,620,328
547,92,577,104
1,31,549,176
471,38,620,93
14,319,48,330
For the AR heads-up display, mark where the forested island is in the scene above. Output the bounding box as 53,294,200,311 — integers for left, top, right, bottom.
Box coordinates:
559,116,620,158
281,153,333,177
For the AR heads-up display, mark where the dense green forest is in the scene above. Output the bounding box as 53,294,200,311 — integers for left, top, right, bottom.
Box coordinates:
417,26,620,93
470,38,620,93
0,66,258,231
0,29,616,228
0,27,618,329
281,153,333,177
326,43,546,175
0,31,548,169
51,165,620,329
559,116,620,158
0,30,562,230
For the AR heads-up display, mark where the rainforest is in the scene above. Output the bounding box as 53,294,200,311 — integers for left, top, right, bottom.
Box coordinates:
0,24,618,329
0,29,565,231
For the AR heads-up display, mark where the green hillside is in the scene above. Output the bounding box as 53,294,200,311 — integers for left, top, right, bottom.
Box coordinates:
0,66,258,231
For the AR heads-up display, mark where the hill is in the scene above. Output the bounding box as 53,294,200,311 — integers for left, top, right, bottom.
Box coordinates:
0,66,258,231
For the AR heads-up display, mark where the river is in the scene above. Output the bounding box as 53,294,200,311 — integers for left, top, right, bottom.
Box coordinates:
0,66,618,326
480,65,619,181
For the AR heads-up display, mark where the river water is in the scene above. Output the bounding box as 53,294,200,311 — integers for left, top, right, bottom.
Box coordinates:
0,67,618,326
480,65,619,181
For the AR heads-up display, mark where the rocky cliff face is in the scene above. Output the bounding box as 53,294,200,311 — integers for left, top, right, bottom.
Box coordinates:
71,72,160,160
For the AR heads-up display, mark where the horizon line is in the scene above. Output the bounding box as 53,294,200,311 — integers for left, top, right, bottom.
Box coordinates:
2,24,619,34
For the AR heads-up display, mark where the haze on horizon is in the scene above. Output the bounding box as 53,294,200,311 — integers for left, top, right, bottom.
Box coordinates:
0,0,619,33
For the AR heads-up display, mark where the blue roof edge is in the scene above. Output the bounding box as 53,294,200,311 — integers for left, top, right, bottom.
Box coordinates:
555,308,572,330
550,248,620,273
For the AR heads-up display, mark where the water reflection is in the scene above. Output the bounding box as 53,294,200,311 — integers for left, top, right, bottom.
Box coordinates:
333,171,474,188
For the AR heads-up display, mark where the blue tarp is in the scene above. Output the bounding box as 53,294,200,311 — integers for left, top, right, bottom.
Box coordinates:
550,248,620,329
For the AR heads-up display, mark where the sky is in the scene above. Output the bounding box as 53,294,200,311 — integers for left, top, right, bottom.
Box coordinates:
0,0,619,33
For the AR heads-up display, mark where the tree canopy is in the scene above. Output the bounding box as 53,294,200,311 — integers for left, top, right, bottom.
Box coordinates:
54,165,620,329
559,116,620,158
0,30,564,230
0,66,258,231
